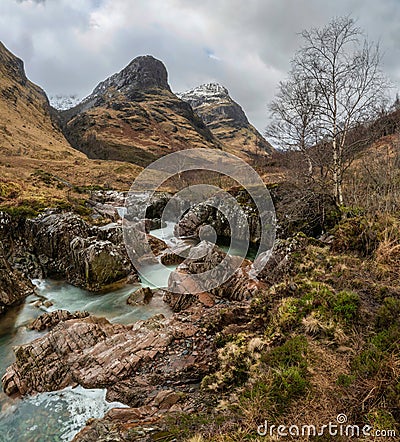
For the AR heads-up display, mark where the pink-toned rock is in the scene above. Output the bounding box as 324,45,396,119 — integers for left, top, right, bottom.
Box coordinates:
198,292,215,307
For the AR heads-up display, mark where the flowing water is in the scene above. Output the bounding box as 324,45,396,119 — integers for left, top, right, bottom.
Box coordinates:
0,263,173,441
0,220,257,441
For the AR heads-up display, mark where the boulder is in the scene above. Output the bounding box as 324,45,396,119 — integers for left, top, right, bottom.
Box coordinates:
23,212,134,292
127,287,153,306
164,241,266,311
174,190,262,244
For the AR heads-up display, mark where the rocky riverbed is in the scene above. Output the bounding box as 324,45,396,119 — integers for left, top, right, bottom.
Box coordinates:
0,191,274,441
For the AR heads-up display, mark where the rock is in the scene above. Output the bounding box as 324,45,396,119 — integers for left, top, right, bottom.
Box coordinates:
127,287,153,306
178,83,274,161
159,239,196,266
28,310,90,331
69,237,131,292
2,313,215,400
253,236,308,285
153,390,181,410
123,222,167,265
197,292,215,307
163,290,196,312
164,241,265,311
91,55,172,96
174,189,262,244
0,240,34,314
24,212,133,292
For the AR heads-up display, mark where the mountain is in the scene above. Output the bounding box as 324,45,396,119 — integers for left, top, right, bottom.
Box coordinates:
0,42,140,210
60,56,221,167
177,83,274,160
50,94,81,111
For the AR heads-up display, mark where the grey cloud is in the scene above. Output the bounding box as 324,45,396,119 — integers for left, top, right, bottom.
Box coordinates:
1,0,399,132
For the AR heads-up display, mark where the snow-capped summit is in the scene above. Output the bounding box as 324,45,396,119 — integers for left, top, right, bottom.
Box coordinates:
178,82,249,127
178,82,275,158
177,83,231,108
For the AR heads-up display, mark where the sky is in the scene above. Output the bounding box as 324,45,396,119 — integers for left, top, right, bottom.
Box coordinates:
1,0,400,132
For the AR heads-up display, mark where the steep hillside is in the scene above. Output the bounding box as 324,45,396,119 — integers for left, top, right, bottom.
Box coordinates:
61,56,222,167
0,42,141,211
178,83,274,161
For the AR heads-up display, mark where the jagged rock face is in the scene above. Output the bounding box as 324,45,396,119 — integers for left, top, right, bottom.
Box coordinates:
175,189,261,244
178,83,274,161
61,56,221,167
178,83,249,127
28,310,90,331
1,313,215,402
0,240,34,315
93,55,171,97
20,212,134,292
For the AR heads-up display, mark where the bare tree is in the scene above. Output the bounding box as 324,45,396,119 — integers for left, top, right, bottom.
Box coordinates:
268,17,389,205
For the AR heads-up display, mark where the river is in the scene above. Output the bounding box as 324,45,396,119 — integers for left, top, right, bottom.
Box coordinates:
0,221,256,441
0,222,178,441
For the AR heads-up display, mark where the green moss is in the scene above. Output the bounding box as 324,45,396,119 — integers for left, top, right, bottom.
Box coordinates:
270,366,309,411
366,409,398,432
336,373,356,387
164,412,226,440
0,205,40,218
262,336,308,369
332,290,360,323
352,327,400,377
255,336,310,413
375,297,400,330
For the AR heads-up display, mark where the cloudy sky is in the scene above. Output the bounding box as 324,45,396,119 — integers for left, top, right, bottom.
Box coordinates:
1,0,400,132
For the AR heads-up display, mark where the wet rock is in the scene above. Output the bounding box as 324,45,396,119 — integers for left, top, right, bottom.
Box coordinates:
175,190,262,244
127,287,153,306
69,237,131,291
24,212,133,292
164,241,265,311
2,313,215,401
27,310,90,331
163,291,196,312
0,241,34,315
159,239,196,266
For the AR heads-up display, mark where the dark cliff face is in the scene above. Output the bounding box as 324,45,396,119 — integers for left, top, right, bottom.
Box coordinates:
60,56,221,167
178,83,275,159
93,55,171,97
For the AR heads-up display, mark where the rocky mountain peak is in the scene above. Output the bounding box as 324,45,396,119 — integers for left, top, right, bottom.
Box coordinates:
178,81,275,158
177,82,231,108
92,55,171,98
178,82,249,127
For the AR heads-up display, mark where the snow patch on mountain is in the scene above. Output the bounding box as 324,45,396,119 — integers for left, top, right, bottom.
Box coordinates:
50,94,81,111
177,83,231,107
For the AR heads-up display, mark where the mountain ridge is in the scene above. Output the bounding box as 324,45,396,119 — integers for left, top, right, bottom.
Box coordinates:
59,55,222,167
178,82,274,160
0,41,141,210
